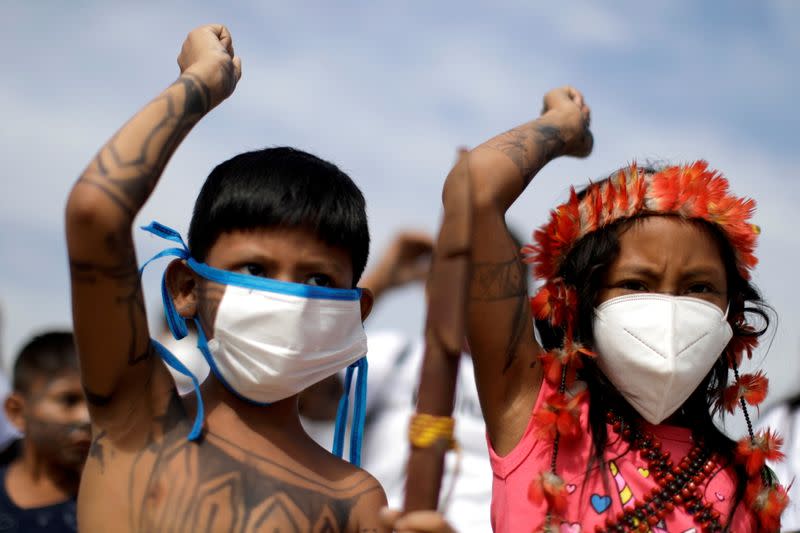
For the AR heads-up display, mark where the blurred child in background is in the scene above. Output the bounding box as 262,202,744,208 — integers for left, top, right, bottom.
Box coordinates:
0,331,89,532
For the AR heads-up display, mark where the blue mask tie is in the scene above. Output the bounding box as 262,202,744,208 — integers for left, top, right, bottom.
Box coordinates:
332,357,368,467
139,221,369,462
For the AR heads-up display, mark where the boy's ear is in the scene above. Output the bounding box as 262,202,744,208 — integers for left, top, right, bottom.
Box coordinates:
4,393,26,433
358,288,374,322
165,259,199,319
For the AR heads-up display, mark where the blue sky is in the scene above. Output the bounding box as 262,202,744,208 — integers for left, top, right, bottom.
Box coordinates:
1,2,798,432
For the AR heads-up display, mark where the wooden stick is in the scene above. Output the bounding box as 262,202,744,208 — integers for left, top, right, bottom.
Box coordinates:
403,150,472,512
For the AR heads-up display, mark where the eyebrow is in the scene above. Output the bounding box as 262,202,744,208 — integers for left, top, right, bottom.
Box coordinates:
679,267,726,279
610,265,725,280
608,265,661,278
295,259,346,276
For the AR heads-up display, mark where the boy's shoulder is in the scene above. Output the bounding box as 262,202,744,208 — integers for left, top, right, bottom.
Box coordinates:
286,443,387,530
272,435,386,501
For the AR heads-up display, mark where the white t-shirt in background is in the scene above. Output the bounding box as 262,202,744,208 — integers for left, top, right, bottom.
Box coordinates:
360,332,492,533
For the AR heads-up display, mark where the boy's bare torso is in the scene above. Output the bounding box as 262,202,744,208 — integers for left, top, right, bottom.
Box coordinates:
79,387,382,533
65,25,386,532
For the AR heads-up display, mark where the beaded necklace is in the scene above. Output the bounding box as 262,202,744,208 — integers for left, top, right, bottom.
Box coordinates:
596,412,724,533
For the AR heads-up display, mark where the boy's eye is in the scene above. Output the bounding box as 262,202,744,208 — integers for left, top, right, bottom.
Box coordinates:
305,274,333,287
239,264,265,277
59,393,84,407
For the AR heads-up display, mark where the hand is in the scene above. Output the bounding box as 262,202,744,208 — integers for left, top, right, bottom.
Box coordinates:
540,86,593,158
379,508,457,533
361,231,434,301
177,24,242,110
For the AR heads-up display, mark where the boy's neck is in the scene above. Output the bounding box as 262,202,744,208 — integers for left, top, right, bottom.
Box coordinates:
5,444,78,508
193,377,308,447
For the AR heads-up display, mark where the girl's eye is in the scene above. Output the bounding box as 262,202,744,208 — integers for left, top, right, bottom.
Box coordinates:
306,274,333,287
687,283,714,294
619,280,648,292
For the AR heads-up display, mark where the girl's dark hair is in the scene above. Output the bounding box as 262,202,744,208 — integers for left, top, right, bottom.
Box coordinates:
534,168,770,524
188,147,370,286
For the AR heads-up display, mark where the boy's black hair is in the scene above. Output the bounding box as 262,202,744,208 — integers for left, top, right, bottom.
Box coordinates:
188,147,370,286
13,331,78,395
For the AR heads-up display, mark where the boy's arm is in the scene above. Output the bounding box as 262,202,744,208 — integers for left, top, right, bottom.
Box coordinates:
65,25,241,423
449,87,591,455
351,480,389,533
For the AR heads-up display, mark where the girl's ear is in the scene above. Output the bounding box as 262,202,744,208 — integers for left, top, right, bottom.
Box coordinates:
358,288,375,322
165,259,199,319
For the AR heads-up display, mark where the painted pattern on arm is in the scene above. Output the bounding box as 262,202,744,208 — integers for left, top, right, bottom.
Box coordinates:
76,74,210,219
68,75,214,406
469,257,530,372
486,123,566,186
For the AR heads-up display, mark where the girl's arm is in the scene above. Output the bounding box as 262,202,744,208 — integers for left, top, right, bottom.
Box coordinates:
449,87,591,454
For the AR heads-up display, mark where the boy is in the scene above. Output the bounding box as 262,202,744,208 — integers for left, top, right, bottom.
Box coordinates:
1,331,90,532
66,24,386,532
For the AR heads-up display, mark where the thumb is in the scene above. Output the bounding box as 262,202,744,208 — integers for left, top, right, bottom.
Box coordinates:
379,507,403,529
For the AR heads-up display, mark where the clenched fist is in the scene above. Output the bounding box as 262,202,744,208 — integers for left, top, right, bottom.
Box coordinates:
178,24,242,111
541,86,593,158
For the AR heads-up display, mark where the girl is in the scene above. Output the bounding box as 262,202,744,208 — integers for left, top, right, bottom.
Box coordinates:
396,86,787,532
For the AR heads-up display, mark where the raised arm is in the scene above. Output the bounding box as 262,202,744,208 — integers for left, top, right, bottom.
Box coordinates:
449,87,592,454
65,25,241,424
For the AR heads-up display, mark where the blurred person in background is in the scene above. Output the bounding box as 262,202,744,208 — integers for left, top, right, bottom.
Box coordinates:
756,371,800,530
0,307,21,457
0,331,89,532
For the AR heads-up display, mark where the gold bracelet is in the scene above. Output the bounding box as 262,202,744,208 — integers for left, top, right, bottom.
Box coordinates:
408,413,457,450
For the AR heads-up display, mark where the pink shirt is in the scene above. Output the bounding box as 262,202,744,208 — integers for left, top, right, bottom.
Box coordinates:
489,379,757,532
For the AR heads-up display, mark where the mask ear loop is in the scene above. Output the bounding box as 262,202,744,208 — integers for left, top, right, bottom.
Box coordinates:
139,221,205,441
332,357,368,467
349,357,368,466
151,339,204,440
333,364,355,460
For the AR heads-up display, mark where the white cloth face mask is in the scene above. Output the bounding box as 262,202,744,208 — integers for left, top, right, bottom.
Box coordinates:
201,282,368,405
592,294,733,425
